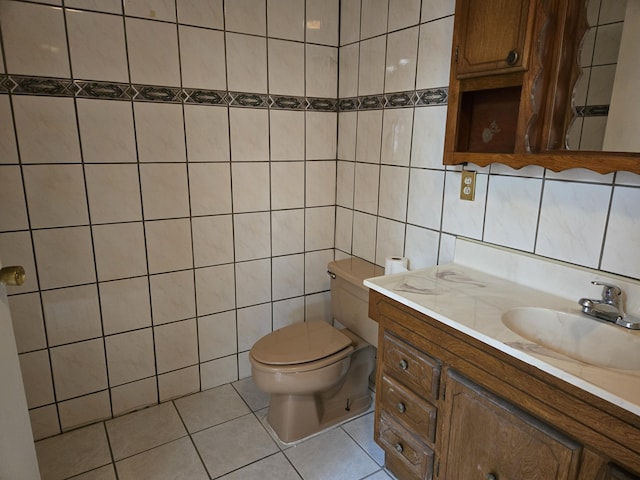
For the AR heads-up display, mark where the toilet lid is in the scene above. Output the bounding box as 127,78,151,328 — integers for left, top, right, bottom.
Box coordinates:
251,321,353,365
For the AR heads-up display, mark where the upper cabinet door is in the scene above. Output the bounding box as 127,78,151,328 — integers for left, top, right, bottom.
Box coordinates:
454,0,534,78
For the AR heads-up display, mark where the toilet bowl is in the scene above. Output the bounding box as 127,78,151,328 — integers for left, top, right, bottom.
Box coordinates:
249,258,384,443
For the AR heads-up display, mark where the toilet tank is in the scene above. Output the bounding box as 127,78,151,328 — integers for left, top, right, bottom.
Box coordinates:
327,258,384,346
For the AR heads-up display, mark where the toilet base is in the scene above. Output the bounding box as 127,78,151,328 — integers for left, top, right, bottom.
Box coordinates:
264,344,375,443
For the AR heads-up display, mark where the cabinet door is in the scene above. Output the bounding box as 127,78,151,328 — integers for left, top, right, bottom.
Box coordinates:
441,371,582,480
605,465,640,480
454,0,532,78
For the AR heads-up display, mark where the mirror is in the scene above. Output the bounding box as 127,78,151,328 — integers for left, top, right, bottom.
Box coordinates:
567,0,640,152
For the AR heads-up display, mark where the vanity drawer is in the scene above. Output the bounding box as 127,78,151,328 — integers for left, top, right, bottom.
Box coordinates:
380,375,437,443
382,332,441,400
378,413,434,480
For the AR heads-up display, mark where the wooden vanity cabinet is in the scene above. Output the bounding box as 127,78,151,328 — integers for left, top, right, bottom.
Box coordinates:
440,371,581,479
369,290,640,480
375,332,440,479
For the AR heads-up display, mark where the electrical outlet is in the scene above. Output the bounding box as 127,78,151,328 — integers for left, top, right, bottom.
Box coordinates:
460,171,476,201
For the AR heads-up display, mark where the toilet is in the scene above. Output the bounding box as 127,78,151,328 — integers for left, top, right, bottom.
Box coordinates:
249,258,384,443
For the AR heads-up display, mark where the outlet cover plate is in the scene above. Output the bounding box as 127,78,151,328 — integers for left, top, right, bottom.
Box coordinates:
460,171,476,201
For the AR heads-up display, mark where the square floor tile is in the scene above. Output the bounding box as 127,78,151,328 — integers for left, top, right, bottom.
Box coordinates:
115,437,208,480
232,377,270,412
366,471,395,480
284,428,379,480
174,384,250,433
342,412,385,466
218,452,301,480
192,413,278,478
71,464,117,480
35,423,111,480
105,402,187,460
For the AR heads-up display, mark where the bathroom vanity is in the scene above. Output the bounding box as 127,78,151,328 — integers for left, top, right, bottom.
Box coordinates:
365,241,640,480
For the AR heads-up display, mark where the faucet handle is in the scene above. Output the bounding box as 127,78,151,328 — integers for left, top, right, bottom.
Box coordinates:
591,280,622,302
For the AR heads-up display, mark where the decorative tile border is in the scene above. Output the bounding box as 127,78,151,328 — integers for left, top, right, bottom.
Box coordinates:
0,74,450,112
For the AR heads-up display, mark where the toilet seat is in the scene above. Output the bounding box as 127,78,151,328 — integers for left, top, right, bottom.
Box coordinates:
251,321,353,367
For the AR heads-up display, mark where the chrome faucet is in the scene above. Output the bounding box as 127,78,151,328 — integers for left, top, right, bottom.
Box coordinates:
578,281,640,329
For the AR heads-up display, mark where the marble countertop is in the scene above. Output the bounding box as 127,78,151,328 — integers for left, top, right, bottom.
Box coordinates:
364,261,640,417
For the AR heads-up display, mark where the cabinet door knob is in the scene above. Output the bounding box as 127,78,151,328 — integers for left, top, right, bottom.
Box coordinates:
396,402,406,413
506,49,519,65
399,359,408,370
486,473,498,480
395,443,404,453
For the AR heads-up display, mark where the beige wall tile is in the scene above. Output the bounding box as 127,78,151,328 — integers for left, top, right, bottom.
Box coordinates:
8,293,46,353
42,284,102,346
106,329,156,386
234,212,271,262
50,339,108,401
177,0,223,28
226,33,267,93
66,10,129,82
267,0,304,41
93,222,147,281
150,270,196,325
195,264,236,315
198,311,237,362
0,1,69,77
140,163,190,220
99,277,152,335
192,215,234,267
179,27,226,90
154,319,198,374
19,350,54,408
13,96,81,164
225,0,266,35
188,163,232,216
23,164,89,229
78,99,136,164
58,391,111,431
145,219,193,274
32,227,96,290
134,102,186,163
126,17,180,86
235,259,271,308
0,165,29,231
85,164,142,224
158,366,200,402
111,377,158,417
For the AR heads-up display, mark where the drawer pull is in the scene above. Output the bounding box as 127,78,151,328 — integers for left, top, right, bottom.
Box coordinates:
486,474,498,480
399,359,408,370
396,402,406,413
395,442,404,453
506,49,518,65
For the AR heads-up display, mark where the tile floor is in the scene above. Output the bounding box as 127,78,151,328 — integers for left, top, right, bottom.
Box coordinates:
35,378,394,480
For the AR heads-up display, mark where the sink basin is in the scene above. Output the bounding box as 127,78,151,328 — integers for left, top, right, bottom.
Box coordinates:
502,307,640,371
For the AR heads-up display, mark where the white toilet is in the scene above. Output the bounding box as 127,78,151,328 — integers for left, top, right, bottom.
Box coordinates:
249,258,383,443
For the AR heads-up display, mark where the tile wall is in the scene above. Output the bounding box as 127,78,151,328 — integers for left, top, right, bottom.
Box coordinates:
0,0,339,438
334,0,640,284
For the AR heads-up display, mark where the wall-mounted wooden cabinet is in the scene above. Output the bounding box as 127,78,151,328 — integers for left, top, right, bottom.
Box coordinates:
444,0,559,161
454,0,533,79
443,0,640,174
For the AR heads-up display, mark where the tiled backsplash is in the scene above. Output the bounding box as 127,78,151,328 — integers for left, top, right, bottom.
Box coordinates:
1,0,639,443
